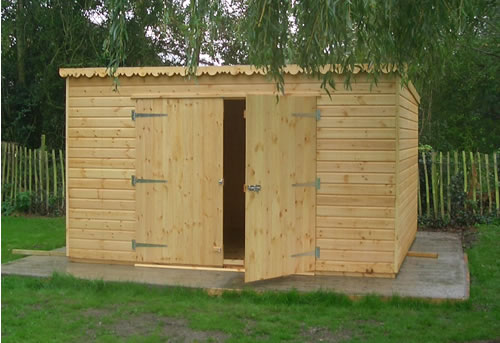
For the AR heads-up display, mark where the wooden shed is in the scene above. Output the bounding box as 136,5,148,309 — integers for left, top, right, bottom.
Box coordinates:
59,65,420,282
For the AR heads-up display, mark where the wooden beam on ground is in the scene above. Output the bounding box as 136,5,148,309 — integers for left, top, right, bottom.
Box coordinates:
12,249,66,257
407,251,438,259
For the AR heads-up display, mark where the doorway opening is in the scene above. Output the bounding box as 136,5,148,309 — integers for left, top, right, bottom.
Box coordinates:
223,100,246,264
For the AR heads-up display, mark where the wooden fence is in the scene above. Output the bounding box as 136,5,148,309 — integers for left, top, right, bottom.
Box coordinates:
1,135,65,214
418,150,499,219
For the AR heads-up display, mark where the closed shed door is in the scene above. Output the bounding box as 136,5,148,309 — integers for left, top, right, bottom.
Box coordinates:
245,95,317,282
135,98,224,266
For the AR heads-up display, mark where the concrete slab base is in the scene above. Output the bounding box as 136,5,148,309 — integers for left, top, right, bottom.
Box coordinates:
1,232,469,300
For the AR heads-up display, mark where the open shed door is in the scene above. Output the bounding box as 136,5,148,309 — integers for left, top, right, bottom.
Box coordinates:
245,95,317,282
135,98,224,266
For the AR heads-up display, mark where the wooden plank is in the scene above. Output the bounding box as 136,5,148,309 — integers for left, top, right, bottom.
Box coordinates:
69,218,136,230
318,151,396,162
318,172,394,184
399,117,418,130
317,216,394,229
317,238,394,252
245,95,316,282
317,139,395,151
317,228,394,241
69,199,135,210
398,139,418,150
318,94,396,106
399,96,418,114
70,238,132,251
69,248,135,262
319,106,396,117
398,106,418,122
317,206,394,218
319,249,394,263
69,188,135,200
317,128,395,139
68,138,135,148
69,96,135,107
69,128,136,138
69,209,136,220
319,184,395,196
316,261,394,274
68,148,135,159
317,195,395,207
68,158,135,169
68,168,133,179
135,263,244,273
318,117,395,128
317,161,395,173
69,229,135,241
69,178,133,189
68,107,134,117
12,249,65,257
68,118,135,128
399,128,418,139
407,251,438,258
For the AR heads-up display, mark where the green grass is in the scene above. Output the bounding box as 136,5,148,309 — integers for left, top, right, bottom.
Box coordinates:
1,218,499,342
1,216,65,263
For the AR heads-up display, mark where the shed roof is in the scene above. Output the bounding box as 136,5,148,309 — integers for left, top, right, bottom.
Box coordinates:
59,64,397,79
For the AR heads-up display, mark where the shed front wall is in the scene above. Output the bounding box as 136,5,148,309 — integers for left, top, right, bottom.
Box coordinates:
66,71,399,276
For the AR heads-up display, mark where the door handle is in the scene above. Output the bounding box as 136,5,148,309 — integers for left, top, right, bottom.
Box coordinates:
247,184,262,193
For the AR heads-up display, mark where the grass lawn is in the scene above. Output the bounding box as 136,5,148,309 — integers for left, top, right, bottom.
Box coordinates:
1,216,66,263
1,217,499,342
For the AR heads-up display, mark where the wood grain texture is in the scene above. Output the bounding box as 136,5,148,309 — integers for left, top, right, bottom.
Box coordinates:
245,95,316,282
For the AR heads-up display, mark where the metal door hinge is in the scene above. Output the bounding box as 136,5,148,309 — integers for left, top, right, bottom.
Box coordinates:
131,175,168,186
247,184,261,193
292,109,321,121
131,110,168,121
292,178,320,190
218,178,224,186
291,247,320,258
132,240,167,250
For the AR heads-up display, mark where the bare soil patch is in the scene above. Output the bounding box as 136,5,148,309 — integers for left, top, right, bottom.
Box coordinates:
301,326,352,343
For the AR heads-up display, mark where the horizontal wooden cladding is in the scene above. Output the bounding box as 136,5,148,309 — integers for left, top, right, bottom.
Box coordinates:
317,195,395,207
68,118,134,128
399,93,418,111
69,128,135,138
319,184,395,196
318,128,395,139
317,161,395,173
70,248,135,262
318,151,396,162
399,106,418,122
316,261,394,274
398,139,418,150
68,138,135,148
319,117,395,128
69,97,135,107
68,148,135,159
319,249,394,263
317,238,393,252
318,172,394,185
399,148,418,162
69,199,135,210
317,206,394,218
318,94,396,106
68,168,133,179
317,139,395,151
69,158,135,169
317,216,394,229
70,238,132,251
319,106,396,117
69,178,133,189
399,129,418,139
69,229,135,241
399,117,418,131
69,189,135,200
317,228,394,241
69,209,135,220
68,107,133,117
69,218,135,230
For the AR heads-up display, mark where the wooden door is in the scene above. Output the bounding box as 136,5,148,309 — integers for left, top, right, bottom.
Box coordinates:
135,98,224,266
245,95,317,282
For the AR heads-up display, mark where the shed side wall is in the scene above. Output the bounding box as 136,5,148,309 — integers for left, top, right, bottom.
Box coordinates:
394,83,419,271
66,72,399,272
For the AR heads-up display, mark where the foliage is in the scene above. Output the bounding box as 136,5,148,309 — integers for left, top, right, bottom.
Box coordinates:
2,219,500,341
1,216,65,263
